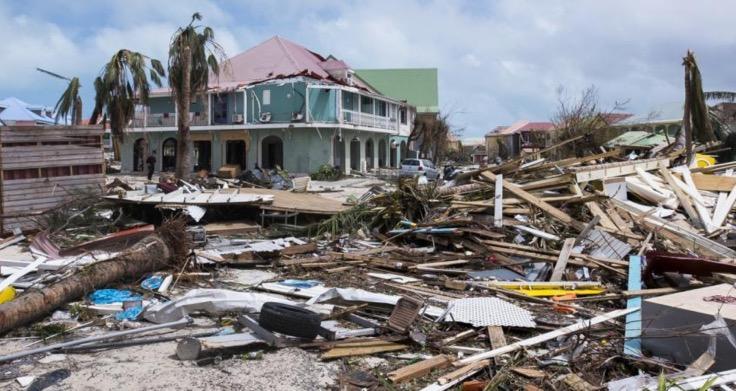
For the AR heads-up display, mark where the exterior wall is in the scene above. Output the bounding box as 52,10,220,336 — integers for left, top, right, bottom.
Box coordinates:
485,134,518,161
246,82,307,124
0,125,105,233
122,127,403,176
307,88,337,122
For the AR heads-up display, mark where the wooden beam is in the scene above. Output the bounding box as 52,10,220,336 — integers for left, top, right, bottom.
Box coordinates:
550,238,576,281
487,326,507,366
690,173,736,192
454,307,638,366
567,157,669,182
659,167,701,228
388,354,452,383
494,174,503,228
481,171,586,231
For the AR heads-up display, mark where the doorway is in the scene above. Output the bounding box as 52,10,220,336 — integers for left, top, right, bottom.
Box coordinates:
162,138,177,172
226,140,247,170
261,135,283,169
193,141,211,171
133,138,146,171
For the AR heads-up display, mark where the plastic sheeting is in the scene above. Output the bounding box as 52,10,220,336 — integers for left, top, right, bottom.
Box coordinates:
143,289,296,324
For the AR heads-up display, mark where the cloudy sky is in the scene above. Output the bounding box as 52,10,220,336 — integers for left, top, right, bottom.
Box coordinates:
1,0,734,139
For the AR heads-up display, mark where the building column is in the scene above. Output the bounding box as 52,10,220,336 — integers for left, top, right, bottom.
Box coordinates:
344,132,351,175
372,137,379,170
386,137,394,168
358,137,366,173
395,140,401,168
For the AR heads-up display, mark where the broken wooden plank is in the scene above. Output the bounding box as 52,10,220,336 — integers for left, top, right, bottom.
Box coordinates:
494,174,503,228
441,329,477,346
487,326,507,366
691,173,736,192
388,354,452,383
550,238,576,281
321,340,407,359
567,157,669,182
659,167,701,228
712,184,736,229
281,242,318,256
481,170,586,231
437,360,489,385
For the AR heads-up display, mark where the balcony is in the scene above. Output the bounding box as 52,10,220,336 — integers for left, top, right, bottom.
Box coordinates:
342,110,397,131
131,112,208,128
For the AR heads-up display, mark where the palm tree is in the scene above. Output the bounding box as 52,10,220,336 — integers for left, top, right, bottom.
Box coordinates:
55,77,82,125
36,68,82,125
90,49,165,160
168,13,226,178
675,51,717,164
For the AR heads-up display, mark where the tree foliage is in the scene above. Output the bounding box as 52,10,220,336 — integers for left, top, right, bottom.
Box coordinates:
551,85,628,158
54,77,83,125
90,49,165,156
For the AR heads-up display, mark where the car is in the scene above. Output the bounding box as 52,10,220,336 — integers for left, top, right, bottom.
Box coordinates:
400,158,441,180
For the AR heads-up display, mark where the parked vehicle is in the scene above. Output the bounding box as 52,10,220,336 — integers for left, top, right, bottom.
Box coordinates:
400,158,441,180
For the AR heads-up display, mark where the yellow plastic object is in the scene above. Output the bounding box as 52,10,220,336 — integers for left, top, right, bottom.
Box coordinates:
694,153,716,168
509,288,605,297
488,282,605,297
0,287,16,304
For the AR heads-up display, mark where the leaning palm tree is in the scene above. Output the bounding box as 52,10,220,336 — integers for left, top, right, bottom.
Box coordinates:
90,49,165,160
54,77,83,125
168,13,226,178
36,68,83,125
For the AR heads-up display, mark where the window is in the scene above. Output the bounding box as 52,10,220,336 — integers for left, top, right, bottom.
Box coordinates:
376,101,387,117
360,96,374,114
399,108,407,124
263,89,271,105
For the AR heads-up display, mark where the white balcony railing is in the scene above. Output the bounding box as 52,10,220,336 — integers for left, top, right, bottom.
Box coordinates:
342,109,397,131
131,112,208,128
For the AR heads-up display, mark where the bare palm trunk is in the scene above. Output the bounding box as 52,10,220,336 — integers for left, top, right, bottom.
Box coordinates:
0,235,172,334
175,45,194,179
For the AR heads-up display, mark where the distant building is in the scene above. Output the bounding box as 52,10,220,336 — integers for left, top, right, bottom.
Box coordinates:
484,121,555,161
122,36,416,175
0,97,56,126
355,68,439,158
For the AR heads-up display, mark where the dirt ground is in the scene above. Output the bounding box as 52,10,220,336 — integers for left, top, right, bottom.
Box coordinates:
0,337,340,391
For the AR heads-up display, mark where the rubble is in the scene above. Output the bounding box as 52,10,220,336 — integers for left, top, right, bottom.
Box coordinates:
4,141,736,390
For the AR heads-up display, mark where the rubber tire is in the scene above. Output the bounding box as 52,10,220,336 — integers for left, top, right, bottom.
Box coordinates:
258,302,321,339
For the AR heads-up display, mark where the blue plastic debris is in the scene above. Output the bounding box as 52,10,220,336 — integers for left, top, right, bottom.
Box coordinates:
115,306,143,321
278,279,321,289
141,275,164,291
89,289,142,305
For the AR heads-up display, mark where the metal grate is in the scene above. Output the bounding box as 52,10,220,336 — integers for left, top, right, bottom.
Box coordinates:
445,297,536,328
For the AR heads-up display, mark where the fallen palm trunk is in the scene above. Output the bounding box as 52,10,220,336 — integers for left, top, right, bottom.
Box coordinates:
0,227,182,334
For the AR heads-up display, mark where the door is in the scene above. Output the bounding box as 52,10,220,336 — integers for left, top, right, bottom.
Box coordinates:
225,140,247,170
161,138,177,172
193,141,211,171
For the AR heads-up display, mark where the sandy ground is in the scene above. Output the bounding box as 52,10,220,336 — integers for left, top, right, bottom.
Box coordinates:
0,337,340,391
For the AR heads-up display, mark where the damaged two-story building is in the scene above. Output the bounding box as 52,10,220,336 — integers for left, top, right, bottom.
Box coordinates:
121,36,416,176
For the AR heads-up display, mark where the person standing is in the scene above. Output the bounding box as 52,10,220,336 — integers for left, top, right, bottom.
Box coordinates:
146,151,157,181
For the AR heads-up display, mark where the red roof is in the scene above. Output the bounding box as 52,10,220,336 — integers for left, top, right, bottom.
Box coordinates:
488,120,555,136
210,36,371,91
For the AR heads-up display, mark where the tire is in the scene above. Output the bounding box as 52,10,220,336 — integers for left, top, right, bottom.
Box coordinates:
258,302,321,339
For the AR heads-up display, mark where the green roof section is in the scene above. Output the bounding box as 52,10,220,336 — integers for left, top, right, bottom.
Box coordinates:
354,68,439,113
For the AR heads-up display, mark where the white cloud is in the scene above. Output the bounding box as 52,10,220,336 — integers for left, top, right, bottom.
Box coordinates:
1,0,735,138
